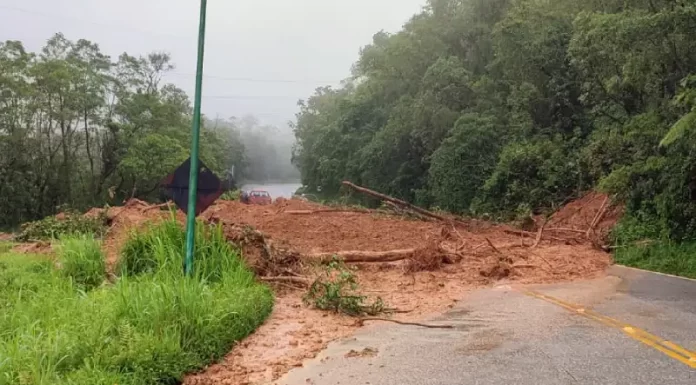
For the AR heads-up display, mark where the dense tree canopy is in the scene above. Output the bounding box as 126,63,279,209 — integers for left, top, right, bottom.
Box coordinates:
0,34,297,228
293,0,696,241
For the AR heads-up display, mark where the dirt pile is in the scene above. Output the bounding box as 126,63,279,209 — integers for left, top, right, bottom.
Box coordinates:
547,192,623,243
206,200,438,254
181,196,612,384
8,193,616,385
87,199,185,267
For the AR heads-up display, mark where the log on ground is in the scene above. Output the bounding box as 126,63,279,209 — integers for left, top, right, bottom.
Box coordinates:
307,249,418,263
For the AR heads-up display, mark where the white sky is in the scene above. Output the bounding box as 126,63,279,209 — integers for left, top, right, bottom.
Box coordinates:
0,0,426,128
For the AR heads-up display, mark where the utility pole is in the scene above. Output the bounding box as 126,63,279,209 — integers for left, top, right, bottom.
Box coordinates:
184,0,208,276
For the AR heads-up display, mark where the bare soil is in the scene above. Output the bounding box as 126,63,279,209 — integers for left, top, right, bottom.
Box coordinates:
10,193,618,385
186,196,614,385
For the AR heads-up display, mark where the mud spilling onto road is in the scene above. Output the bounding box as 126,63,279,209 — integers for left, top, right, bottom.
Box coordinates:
13,194,616,385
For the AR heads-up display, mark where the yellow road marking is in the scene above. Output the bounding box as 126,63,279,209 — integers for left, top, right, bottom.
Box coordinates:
524,290,696,369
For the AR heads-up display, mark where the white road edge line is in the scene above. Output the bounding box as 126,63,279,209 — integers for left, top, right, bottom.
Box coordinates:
613,264,696,283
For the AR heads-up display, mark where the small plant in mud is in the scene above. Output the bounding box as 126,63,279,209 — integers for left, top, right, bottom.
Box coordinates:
220,189,241,201
14,209,108,242
304,257,385,316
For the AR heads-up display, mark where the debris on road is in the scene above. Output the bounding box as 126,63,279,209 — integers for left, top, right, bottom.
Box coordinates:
8,189,618,385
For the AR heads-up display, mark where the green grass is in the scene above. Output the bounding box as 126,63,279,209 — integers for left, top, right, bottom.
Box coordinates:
614,241,696,279
0,220,273,385
55,234,106,289
0,241,12,254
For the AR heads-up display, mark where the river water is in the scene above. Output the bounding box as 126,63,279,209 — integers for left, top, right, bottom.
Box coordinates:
240,182,303,199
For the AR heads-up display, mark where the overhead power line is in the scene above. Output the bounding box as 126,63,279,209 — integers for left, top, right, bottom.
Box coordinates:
168,71,342,85
0,3,191,39
0,3,345,85
202,94,306,100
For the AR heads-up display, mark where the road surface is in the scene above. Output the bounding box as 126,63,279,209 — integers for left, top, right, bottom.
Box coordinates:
241,182,301,199
277,266,696,384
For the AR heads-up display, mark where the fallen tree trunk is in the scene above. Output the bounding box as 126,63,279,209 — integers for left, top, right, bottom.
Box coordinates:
342,181,450,222
587,196,610,237
503,228,574,243
285,209,370,215
504,228,536,237
547,228,587,234
307,249,417,263
259,276,311,286
532,218,548,249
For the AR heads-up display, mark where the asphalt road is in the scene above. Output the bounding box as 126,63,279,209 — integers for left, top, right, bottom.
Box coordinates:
277,266,696,385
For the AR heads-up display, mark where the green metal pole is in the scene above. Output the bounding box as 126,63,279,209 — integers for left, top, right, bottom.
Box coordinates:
185,0,208,276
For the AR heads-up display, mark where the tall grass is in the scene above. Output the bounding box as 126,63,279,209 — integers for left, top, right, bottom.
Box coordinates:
0,241,12,254
117,219,247,284
55,234,106,289
0,220,273,385
614,241,696,279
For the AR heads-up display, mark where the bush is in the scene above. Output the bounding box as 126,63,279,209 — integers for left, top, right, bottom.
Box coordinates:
304,258,384,316
15,211,107,242
0,220,273,385
55,235,106,289
220,189,241,201
475,139,582,217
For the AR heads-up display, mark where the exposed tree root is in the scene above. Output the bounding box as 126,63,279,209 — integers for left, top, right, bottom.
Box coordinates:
357,317,454,329
485,238,503,254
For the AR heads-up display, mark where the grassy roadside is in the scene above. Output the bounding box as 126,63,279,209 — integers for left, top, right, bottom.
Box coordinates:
614,241,696,279
0,221,273,385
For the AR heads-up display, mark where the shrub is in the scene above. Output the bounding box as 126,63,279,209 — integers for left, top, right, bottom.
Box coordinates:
15,211,107,242
220,189,241,201
475,139,582,217
304,258,384,316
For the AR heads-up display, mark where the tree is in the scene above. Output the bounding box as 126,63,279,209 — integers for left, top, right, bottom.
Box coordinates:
292,0,696,240
0,34,253,227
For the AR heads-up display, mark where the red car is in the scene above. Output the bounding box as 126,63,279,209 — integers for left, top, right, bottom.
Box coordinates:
242,190,272,205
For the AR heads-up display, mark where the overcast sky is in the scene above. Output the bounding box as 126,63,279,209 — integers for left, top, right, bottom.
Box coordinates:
0,0,426,129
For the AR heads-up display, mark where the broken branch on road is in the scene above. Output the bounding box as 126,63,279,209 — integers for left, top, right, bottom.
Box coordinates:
357,317,455,329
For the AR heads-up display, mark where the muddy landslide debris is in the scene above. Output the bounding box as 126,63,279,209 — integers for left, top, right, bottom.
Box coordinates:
10,193,616,385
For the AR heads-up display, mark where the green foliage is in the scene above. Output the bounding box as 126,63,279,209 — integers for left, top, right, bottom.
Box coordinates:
118,133,189,193
610,214,664,245
429,113,502,213
118,219,248,284
0,242,12,254
661,75,696,147
220,189,241,201
476,139,580,216
615,241,696,279
0,34,298,228
290,0,696,243
55,235,106,289
304,258,385,316
15,211,107,242
0,222,273,385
